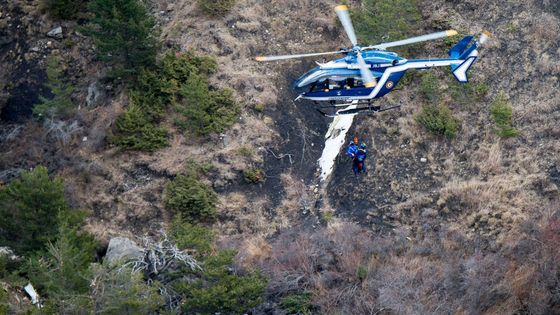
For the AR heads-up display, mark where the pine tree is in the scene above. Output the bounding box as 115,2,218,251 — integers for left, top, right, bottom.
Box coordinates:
33,56,75,120
24,212,97,313
42,0,87,19
0,166,67,254
86,0,159,79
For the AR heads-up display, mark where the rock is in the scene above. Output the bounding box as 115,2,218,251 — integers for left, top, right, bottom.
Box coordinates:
0,247,19,261
30,46,40,52
86,81,106,106
105,237,144,265
47,26,63,39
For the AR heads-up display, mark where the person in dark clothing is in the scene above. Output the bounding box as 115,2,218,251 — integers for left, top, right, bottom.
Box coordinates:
353,142,367,175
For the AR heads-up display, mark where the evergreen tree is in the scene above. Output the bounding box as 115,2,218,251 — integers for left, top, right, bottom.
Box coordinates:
42,0,87,19
91,265,164,314
0,166,67,254
24,212,97,313
86,0,159,79
33,56,75,120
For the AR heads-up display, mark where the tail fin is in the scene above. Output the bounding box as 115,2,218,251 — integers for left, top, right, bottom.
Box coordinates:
448,35,480,83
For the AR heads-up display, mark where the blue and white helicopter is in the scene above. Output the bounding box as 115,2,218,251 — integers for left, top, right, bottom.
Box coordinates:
256,5,490,116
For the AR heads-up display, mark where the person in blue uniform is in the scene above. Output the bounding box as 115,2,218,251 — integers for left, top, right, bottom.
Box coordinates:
354,142,367,175
346,137,359,160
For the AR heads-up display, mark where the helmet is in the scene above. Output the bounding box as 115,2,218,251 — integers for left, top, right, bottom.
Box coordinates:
353,137,359,144
360,142,367,148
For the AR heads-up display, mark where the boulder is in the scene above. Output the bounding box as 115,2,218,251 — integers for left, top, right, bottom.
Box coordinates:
47,26,63,39
105,237,144,265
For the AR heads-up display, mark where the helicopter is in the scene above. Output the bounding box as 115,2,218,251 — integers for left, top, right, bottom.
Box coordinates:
256,5,490,116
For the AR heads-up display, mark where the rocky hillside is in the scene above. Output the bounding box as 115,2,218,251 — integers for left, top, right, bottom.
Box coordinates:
0,0,559,313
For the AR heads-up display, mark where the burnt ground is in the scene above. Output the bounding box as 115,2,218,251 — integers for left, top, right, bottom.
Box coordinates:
257,64,328,206
0,2,47,122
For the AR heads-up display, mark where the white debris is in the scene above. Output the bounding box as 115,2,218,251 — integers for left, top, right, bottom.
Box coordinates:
420,157,427,163
317,103,358,181
24,283,42,308
46,26,63,39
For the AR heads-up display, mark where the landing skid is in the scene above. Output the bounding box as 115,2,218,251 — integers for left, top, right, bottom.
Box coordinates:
317,103,401,117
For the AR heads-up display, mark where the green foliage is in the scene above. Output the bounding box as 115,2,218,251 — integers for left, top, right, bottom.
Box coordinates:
197,0,236,16
254,103,265,112
420,72,440,104
356,265,368,281
352,0,421,49
178,250,266,314
175,74,240,135
0,166,67,254
164,174,218,223
490,92,519,138
23,212,97,312
42,0,87,19
449,78,489,106
111,51,235,151
85,0,159,78
169,214,214,256
91,265,164,314
280,292,313,315
111,102,169,152
33,56,74,120
243,168,265,183
415,104,460,138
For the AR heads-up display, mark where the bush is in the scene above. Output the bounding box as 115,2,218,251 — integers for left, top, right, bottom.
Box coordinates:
42,0,87,19
243,168,265,183
110,102,169,152
91,265,164,314
33,56,74,120
490,92,519,138
164,174,218,223
415,104,460,138
169,214,214,256
0,166,67,254
197,0,236,16
280,292,313,315
419,72,440,104
449,78,489,106
352,0,421,48
85,0,159,79
111,51,237,151
175,73,240,136
178,250,267,314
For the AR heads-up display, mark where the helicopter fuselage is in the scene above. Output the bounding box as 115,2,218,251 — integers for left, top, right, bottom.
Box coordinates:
294,49,473,103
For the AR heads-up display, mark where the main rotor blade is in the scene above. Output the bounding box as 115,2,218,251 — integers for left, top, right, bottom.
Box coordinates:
255,50,345,62
356,53,376,88
363,30,458,50
335,5,358,46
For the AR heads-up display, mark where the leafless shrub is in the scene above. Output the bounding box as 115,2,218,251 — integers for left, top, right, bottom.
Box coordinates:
44,119,83,146
120,232,201,310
